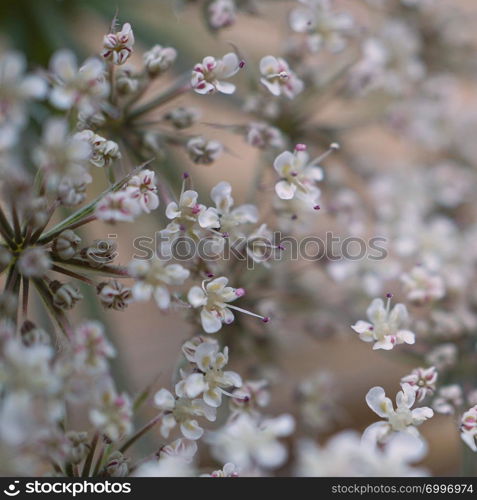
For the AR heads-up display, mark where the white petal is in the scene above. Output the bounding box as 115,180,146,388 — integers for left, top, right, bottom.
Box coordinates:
198,207,220,228
366,386,393,418
275,180,296,200
153,286,171,309
187,286,207,307
259,55,279,75
216,81,236,94
201,309,222,334
154,389,175,411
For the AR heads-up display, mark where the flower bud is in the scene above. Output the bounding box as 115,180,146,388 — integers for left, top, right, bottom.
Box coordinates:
50,281,83,310
102,23,134,65
53,230,82,260
186,136,223,164
24,197,49,230
21,320,51,346
164,107,200,129
103,451,129,477
66,431,90,465
115,67,140,95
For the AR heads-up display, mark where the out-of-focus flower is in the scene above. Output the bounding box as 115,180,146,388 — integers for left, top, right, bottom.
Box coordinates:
95,191,141,223
177,343,242,407
73,321,115,374
229,380,270,417
259,56,304,99
364,384,433,443
425,344,457,371
207,413,295,470
401,367,437,402
49,50,108,114
144,45,177,76
75,130,121,168
50,281,83,310
246,122,285,150
102,23,135,65
273,144,325,203
191,53,241,95
52,230,82,260
432,385,463,415
208,0,237,29
460,406,477,452
186,137,223,164
159,438,198,463
401,265,445,304
128,258,190,309
290,0,354,53
89,385,133,442
351,296,415,350
296,431,428,477
97,281,133,311
17,247,52,278
203,462,239,477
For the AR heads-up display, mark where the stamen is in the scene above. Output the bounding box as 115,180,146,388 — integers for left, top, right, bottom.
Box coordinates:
227,304,269,322
310,142,340,166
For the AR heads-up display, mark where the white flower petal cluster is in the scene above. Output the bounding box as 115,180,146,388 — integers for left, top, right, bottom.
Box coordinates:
102,23,135,65
364,383,433,443
460,406,477,452
351,296,415,350
191,53,242,95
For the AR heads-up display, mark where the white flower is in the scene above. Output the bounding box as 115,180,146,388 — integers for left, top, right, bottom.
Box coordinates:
351,296,415,350
296,430,428,477
259,56,304,99
95,190,141,223
49,50,108,114
401,265,445,304
400,367,437,403
128,258,190,309
97,280,133,311
144,45,177,75
154,388,216,440
246,122,285,150
102,23,135,65
177,342,242,407
208,0,237,29
209,181,258,237
432,385,463,415
203,462,239,477
425,343,457,371
460,406,477,452
159,438,198,463
133,457,195,477
126,169,160,213
191,53,241,95
363,384,433,443
207,413,295,470
17,247,51,278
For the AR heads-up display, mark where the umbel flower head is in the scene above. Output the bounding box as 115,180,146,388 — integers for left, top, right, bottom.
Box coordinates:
351,294,416,350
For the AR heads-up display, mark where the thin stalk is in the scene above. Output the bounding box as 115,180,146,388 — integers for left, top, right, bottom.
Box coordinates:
82,432,99,477
119,415,161,453
51,264,95,285
22,277,29,317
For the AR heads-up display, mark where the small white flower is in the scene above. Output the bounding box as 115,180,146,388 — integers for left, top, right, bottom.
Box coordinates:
351,295,415,350
97,280,133,311
17,247,52,278
102,23,135,65
460,406,477,452
159,438,198,463
204,462,239,477
296,430,428,477
191,53,242,95
259,56,304,99
177,342,242,407
126,169,160,213
208,0,237,29
401,367,437,403
246,122,285,150
128,258,190,309
207,413,295,470
73,321,116,374
75,130,121,168
363,384,433,443
154,388,216,440
95,190,141,223
273,145,325,203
